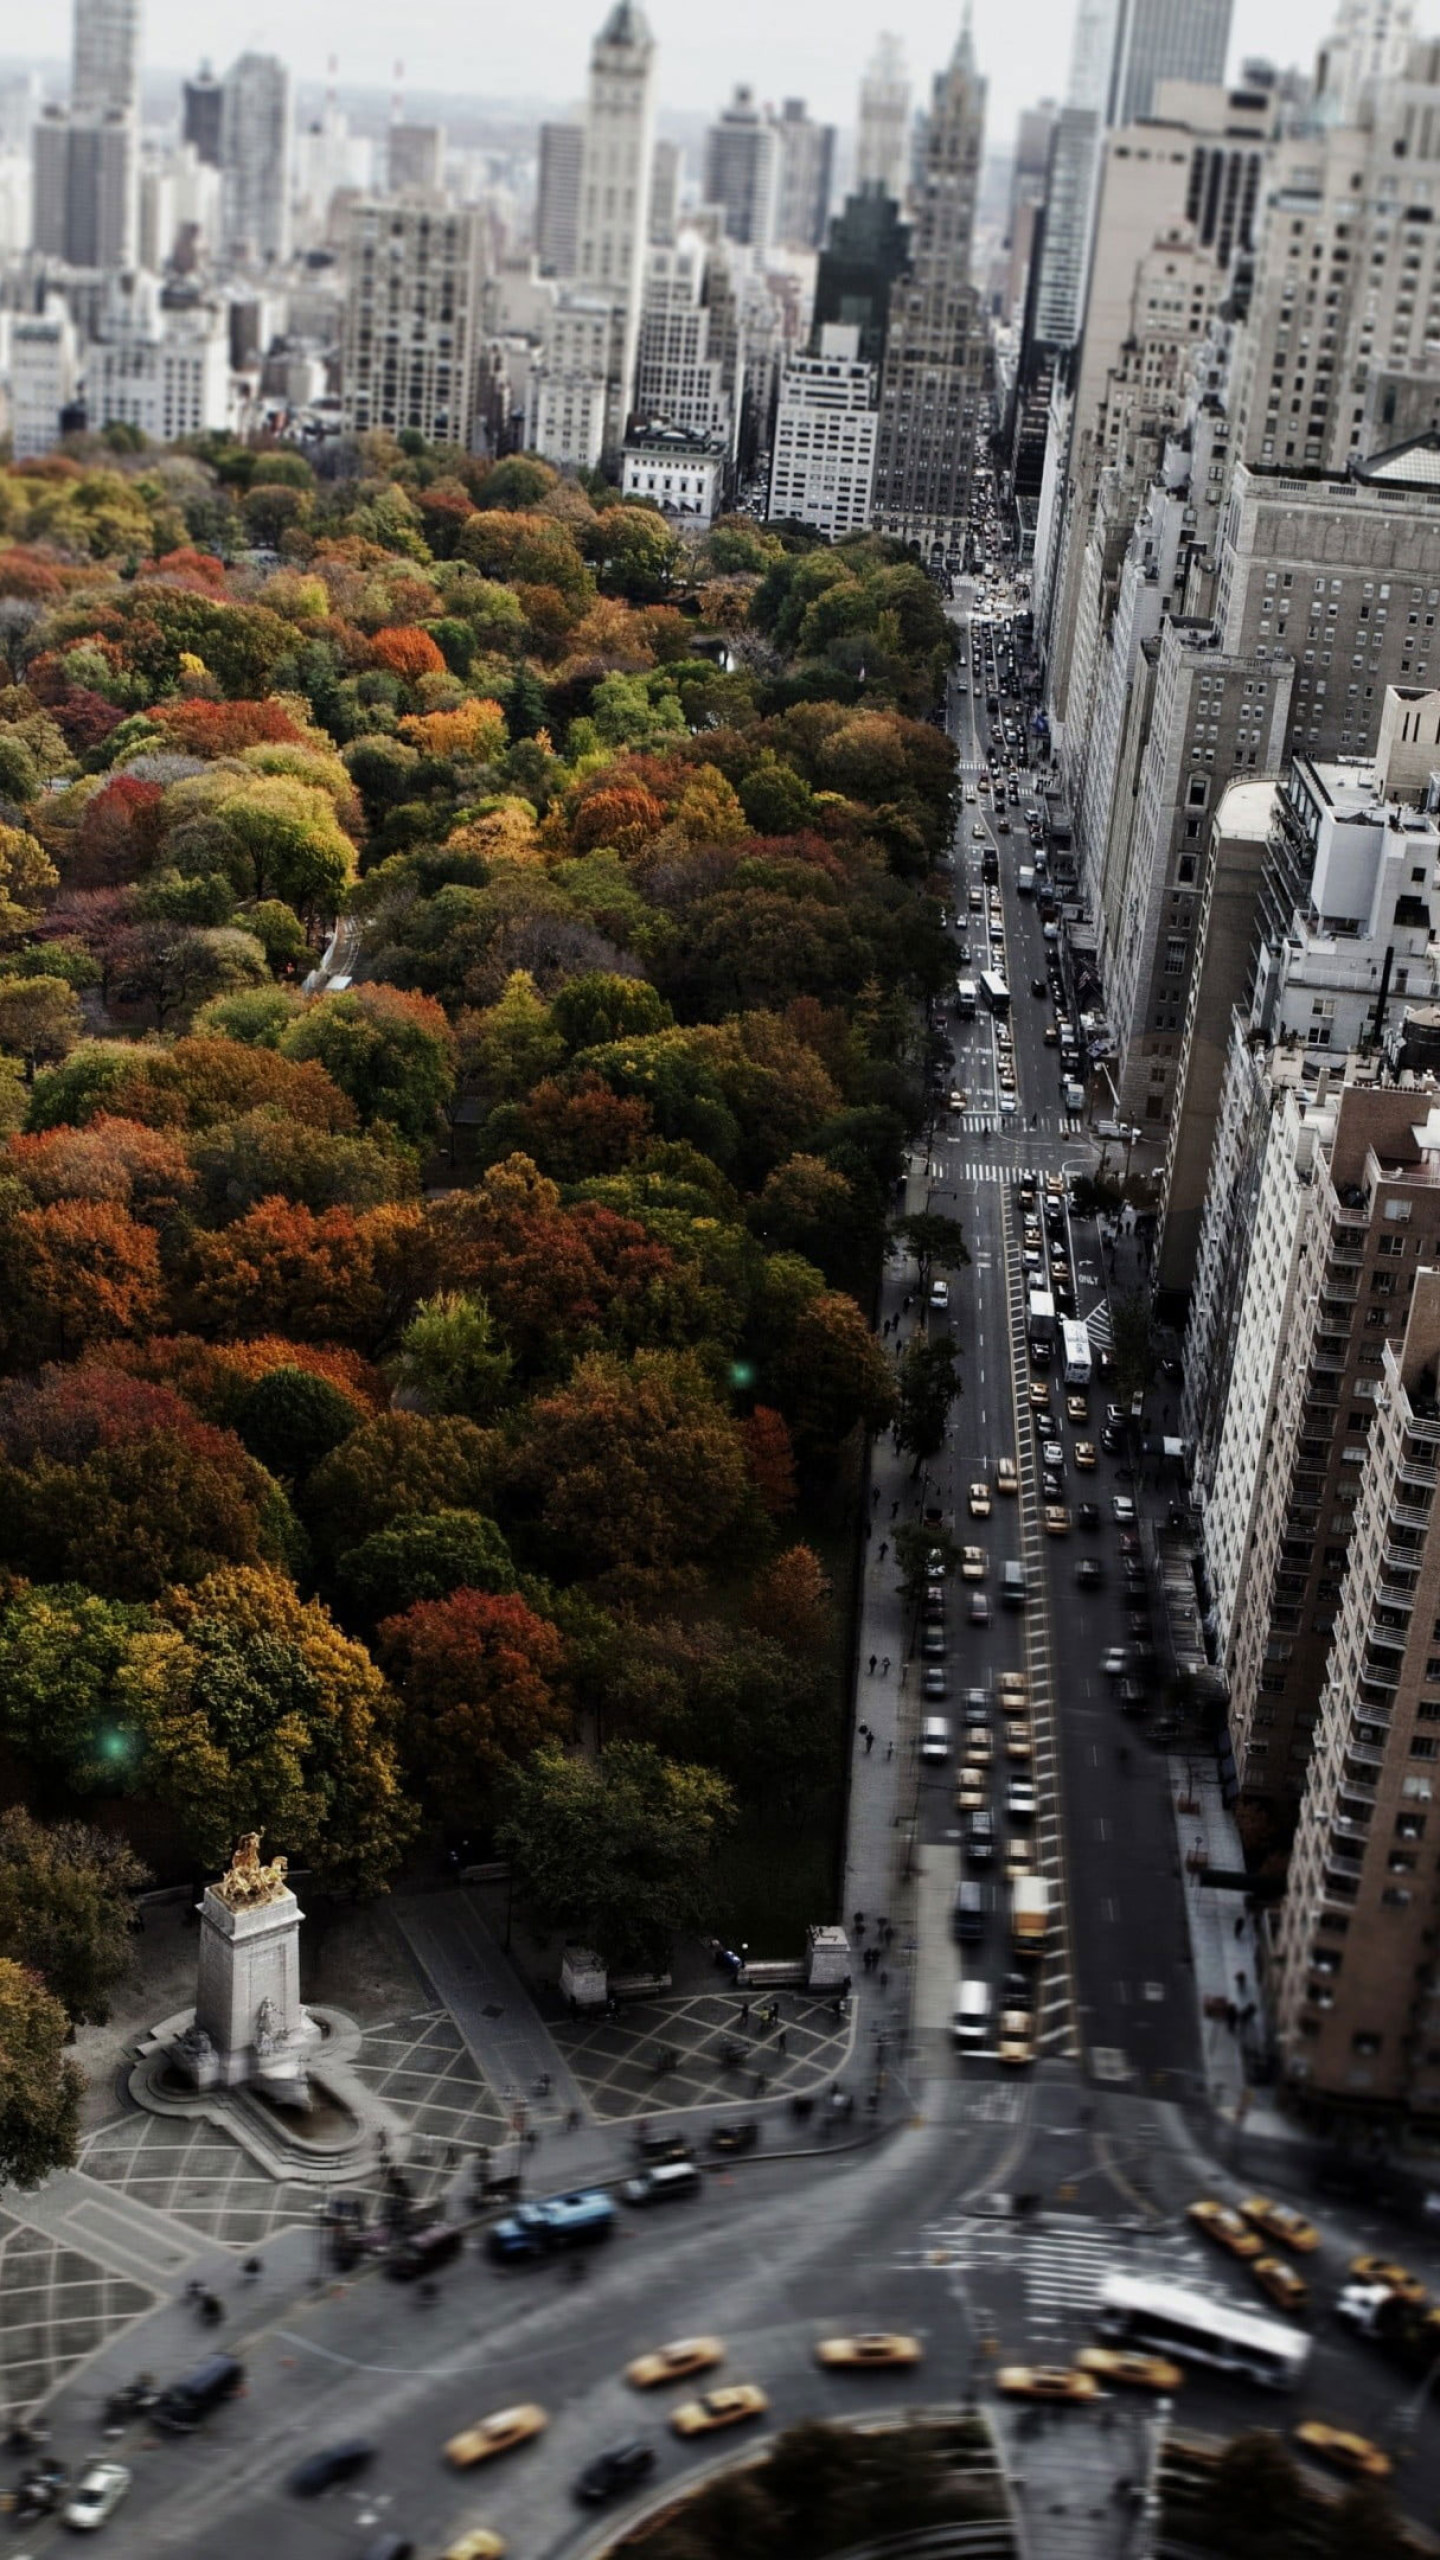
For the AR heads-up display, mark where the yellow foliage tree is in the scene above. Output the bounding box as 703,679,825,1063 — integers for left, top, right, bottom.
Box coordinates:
399,697,508,760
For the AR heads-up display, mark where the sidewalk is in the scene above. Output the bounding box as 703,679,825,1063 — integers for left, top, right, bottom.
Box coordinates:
1165,1761,1295,2138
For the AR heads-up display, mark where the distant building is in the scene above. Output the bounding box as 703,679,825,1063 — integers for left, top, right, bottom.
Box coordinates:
621,422,725,522
812,183,910,373
648,136,680,245
703,85,776,251
220,52,291,266
8,294,79,458
768,322,877,538
772,99,834,250
387,123,445,197
182,64,223,169
536,121,583,275
341,201,484,447
84,269,230,442
855,34,911,203
32,103,135,269
528,1,657,464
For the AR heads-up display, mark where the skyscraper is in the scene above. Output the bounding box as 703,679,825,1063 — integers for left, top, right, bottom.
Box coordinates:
856,36,911,204
341,202,485,446
703,86,777,251
220,52,291,266
528,1,656,464
536,122,583,275
870,19,987,560
813,184,911,371
182,64,223,169
72,0,140,120
1106,0,1234,126
772,100,835,251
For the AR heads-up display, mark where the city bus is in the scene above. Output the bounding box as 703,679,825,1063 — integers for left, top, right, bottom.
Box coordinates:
1095,2275,1310,2391
1060,1317,1091,1386
979,970,1010,1016
956,979,978,1017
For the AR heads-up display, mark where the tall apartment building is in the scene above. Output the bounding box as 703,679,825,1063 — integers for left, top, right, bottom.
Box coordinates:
182,65,223,169
632,233,735,447
767,324,877,537
772,100,834,252
870,25,987,561
703,87,776,252
83,268,231,441
1273,1253,1440,2111
341,202,484,447
529,0,655,461
536,123,583,276
32,104,134,268
220,53,291,267
855,36,911,204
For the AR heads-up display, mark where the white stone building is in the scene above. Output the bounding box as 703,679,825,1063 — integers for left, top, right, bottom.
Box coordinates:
767,324,877,538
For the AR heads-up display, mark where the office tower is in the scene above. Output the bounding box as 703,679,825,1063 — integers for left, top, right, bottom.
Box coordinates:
182,64,223,168
1107,0,1233,127
870,23,987,560
703,86,777,251
341,201,484,447
72,0,140,119
536,123,583,276
388,124,445,197
1274,1246,1440,2110
855,36,911,203
772,100,834,251
632,233,735,446
649,137,679,245
574,0,656,447
812,185,910,371
32,102,135,268
220,53,292,266
767,324,877,537
1319,0,1416,120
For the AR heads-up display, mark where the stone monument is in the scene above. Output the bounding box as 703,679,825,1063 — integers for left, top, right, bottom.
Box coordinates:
184,1833,320,2106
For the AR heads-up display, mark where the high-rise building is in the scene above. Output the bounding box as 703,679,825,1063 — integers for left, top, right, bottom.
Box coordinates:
648,137,679,246
8,294,79,458
536,122,583,276
341,201,484,447
870,22,987,561
855,36,911,204
703,86,777,251
772,100,834,251
220,52,292,267
1273,1247,1440,2112
182,64,223,169
1107,0,1234,126
573,0,656,448
32,102,135,268
1318,0,1416,120
632,232,735,447
72,0,139,120
767,323,878,537
812,184,910,372
388,124,445,197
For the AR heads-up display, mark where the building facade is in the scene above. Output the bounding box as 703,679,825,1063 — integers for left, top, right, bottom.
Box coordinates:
767,323,877,537
856,35,911,204
220,52,291,267
341,202,484,448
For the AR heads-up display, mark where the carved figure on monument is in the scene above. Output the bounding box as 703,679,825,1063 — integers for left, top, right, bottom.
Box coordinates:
212,1833,289,1911
174,2022,217,2074
254,1996,285,2056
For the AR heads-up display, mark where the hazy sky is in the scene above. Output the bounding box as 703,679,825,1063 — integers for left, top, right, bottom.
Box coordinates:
134,0,1331,145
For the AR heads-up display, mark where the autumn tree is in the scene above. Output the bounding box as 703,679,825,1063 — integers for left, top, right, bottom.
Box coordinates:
167,771,355,918
0,1582,184,1791
0,1811,148,2023
763,1289,897,1462
896,1335,961,1473
498,1740,733,1971
184,1197,406,1344
5,1115,195,1223
0,823,58,939
281,985,457,1146
746,1545,834,1660
0,1960,82,2187
739,1406,797,1518
378,1588,570,1811
0,977,85,1081
0,1197,164,1367
509,1350,750,1574
304,1412,499,1560
232,1364,365,1481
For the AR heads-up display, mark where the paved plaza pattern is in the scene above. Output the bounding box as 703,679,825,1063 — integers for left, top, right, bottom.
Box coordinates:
552,1984,857,2121
0,2211,153,2419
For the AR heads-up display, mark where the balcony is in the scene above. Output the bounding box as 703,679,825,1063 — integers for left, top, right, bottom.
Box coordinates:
1382,1548,1422,1578
1322,1282,1360,1309
1376,1587,1416,1614
1391,1502,1434,1531
1404,1410,1440,1444
1339,1775,1379,1806
1328,1243,1366,1267
1368,1621,1409,1651
1345,1734,1388,1768
1331,1816,1373,1845
1399,1459,1439,1492
1361,1660,1401,1690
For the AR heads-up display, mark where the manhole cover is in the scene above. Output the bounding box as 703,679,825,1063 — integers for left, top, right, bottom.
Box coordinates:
1090,2047,1131,2082
481,2003,504,2019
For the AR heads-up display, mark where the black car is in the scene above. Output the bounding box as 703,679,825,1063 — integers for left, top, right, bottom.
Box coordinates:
576,2442,657,2504
633,2129,695,2164
1032,978,1047,997
709,2120,759,2155
290,2440,377,2498
1100,1426,1121,1454
1074,1558,1104,1588
1075,1501,1101,1529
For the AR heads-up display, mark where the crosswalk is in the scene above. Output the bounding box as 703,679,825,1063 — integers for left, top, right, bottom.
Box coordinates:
907,2210,1215,2336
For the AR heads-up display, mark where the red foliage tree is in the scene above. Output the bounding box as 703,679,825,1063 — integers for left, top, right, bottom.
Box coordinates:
100,1038,354,1135
369,626,446,683
570,781,667,858
151,697,306,757
739,1405,797,1517
71,775,165,888
107,1331,387,1424
0,1200,164,1368
377,1588,569,1803
511,1072,652,1181
432,1193,678,1369
185,1198,387,1343
138,547,228,594
6,1114,196,1224
0,548,64,600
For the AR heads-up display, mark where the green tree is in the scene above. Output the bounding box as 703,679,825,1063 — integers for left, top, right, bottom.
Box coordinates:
0,823,59,940
0,976,85,1080
895,1209,970,1285
233,1365,364,1482
0,1584,184,1793
338,1509,517,1623
1203,2433,1304,2560
894,1521,960,1601
391,1291,514,1419
168,772,354,917
0,1811,148,2023
304,1413,498,1561
498,1740,733,1971
896,1334,961,1473
281,985,457,1146
0,1959,82,2187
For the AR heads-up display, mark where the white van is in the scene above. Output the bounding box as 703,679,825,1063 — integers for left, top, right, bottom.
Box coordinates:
952,1979,993,2048
920,1716,952,1763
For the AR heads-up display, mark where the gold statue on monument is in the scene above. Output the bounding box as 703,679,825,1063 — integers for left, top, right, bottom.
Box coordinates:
212,1832,289,1911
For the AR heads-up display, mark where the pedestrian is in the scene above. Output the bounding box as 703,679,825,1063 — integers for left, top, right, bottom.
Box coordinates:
900,1664,909,1689
739,1999,750,2025
886,1740,894,1761
868,1653,877,1676
879,1541,888,1564
753,2069,766,2095
872,1484,881,1507
865,1729,875,1754
242,2255,262,2281
777,2030,787,2053
854,1910,865,1933
891,1499,900,1520
879,1969,889,1991
881,1655,890,1674
1234,1915,1245,1940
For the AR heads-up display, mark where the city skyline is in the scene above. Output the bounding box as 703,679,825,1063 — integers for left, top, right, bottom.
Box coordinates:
7,0,1331,148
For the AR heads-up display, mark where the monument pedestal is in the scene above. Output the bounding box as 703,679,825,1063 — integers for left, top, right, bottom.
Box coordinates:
193,1881,318,2096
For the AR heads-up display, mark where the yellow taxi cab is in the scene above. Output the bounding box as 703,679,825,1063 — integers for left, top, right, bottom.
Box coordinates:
969,1482,992,1518
998,2010,1036,2067
1006,1721,1034,1760
1240,2199,1319,2254
955,1767,988,1813
1066,1395,1088,1424
961,1546,988,1580
996,1672,1028,1709
815,2333,923,2370
1043,1506,1071,1536
1029,1379,1051,1409
1005,1840,1035,1882
1073,1441,1097,1470
996,1457,1019,1493
968,1727,994,1764
1349,2255,1426,2304
626,2337,724,2389
444,2535,507,2560
1294,2423,1391,2481
1077,2349,1182,2392
997,2366,1098,2403
1187,2200,1263,2260
671,2384,768,2438
446,2405,548,2470
1252,2256,1308,2315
